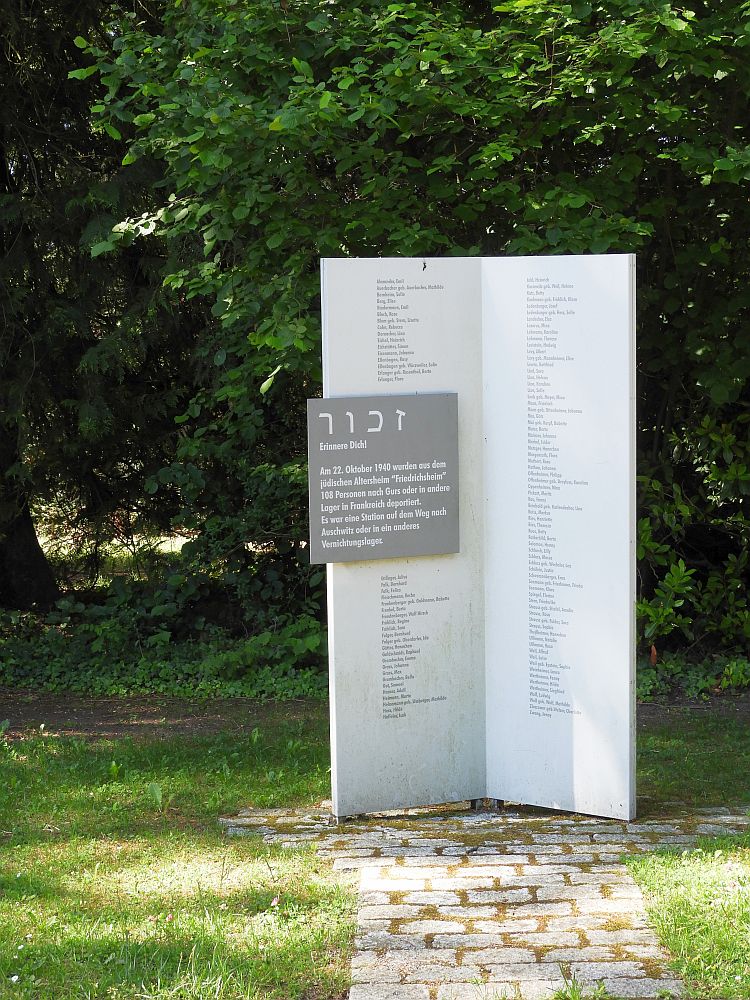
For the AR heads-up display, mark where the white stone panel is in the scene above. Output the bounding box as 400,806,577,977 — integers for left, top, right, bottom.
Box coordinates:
322,257,486,817
320,255,635,820
482,255,635,819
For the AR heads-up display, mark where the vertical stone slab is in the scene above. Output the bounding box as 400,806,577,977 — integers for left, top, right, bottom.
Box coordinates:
322,257,485,818
320,254,635,821
482,255,636,819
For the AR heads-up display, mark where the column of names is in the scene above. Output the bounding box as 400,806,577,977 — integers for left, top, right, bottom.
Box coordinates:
380,572,450,720
525,277,585,721
376,278,442,382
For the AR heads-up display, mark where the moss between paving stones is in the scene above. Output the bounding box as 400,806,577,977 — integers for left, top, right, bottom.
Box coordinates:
219,804,750,999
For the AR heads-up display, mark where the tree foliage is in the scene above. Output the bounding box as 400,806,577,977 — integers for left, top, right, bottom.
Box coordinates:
0,0,197,605
73,0,750,654
3,1,750,672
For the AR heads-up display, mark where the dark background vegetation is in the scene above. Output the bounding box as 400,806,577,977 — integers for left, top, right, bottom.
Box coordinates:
1,0,749,699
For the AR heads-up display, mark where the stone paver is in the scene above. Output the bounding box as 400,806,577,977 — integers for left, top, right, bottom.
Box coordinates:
220,803,750,999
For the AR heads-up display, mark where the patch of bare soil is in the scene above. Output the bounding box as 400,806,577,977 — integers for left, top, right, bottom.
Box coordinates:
1,687,749,742
636,689,750,728
0,688,324,740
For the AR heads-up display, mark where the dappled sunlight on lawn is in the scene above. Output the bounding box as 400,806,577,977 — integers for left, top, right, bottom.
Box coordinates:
0,727,355,999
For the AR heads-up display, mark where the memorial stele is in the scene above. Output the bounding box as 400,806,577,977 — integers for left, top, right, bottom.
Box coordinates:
310,255,636,821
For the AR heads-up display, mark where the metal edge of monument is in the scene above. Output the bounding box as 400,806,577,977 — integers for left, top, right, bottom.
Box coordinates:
311,254,636,822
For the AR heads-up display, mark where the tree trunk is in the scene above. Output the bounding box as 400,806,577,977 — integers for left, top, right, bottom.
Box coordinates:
0,502,60,609
0,424,59,609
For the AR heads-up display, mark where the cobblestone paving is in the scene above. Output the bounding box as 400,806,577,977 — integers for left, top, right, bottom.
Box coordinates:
220,803,750,1000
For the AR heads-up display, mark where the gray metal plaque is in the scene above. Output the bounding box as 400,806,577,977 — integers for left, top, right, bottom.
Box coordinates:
307,393,459,564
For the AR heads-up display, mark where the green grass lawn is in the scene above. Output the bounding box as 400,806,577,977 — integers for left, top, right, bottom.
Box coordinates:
637,713,750,812
0,700,749,999
629,836,750,1000
631,713,750,999
0,706,356,999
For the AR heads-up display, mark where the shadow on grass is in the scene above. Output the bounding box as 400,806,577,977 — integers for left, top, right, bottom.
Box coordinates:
0,868,66,901
3,709,749,839
0,725,331,847
637,714,750,817
0,720,353,1000
0,877,353,1000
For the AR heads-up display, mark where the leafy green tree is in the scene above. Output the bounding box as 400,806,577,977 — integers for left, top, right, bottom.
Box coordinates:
0,0,193,607
80,0,750,650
